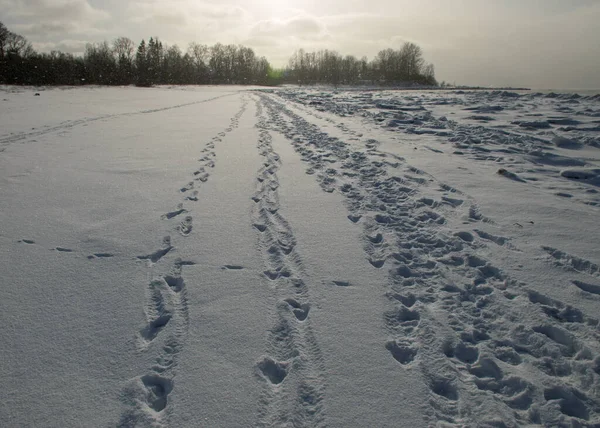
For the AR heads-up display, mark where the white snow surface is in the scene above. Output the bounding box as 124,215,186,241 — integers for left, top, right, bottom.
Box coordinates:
1,85,599,427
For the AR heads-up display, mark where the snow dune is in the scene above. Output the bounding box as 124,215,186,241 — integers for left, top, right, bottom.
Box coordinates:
0,85,599,427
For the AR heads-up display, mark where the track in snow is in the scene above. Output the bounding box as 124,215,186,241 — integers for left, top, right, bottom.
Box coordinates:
252,97,327,428
0,92,239,152
257,91,600,427
118,95,248,427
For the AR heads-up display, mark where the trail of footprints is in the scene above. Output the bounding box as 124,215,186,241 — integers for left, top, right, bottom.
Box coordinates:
252,99,326,427
259,92,600,427
17,238,118,259
119,97,248,426
282,90,600,208
1,92,240,153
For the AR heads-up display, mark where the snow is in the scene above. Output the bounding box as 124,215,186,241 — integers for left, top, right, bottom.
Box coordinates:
1,85,599,427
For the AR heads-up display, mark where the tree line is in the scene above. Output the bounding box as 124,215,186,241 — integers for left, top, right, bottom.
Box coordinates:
285,44,436,86
0,21,436,87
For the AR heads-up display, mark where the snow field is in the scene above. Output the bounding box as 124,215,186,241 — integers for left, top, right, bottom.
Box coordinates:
1,85,599,427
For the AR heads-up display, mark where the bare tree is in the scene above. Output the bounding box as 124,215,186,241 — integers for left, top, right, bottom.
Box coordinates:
0,21,9,59
188,42,209,83
112,37,134,84
113,37,134,61
6,32,33,57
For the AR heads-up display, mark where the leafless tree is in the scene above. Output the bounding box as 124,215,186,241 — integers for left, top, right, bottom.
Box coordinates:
0,21,9,59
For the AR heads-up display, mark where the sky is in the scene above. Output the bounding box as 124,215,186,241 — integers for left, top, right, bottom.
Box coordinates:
1,0,599,89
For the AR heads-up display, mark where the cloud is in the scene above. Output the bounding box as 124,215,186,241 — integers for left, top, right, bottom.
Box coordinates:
1,0,110,42
249,16,326,39
0,0,598,88
12,22,79,36
32,39,89,55
118,0,252,48
127,1,249,27
2,0,109,23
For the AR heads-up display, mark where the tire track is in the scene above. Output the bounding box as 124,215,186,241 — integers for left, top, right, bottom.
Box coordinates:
118,94,248,427
252,97,326,428
258,92,600,427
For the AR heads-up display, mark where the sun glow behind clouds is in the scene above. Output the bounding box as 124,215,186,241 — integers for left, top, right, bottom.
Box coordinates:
2,0,600,88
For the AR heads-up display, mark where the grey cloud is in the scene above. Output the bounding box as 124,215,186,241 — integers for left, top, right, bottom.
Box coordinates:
1,0,598,88
12,22,79,36
4,0,109,22
32,39,89,54
1,0,110,45
128,1,249,25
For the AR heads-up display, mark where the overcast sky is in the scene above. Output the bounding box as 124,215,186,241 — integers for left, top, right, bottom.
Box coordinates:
2,0,599,89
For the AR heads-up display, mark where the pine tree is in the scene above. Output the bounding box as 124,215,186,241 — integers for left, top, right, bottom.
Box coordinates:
135,39,149,86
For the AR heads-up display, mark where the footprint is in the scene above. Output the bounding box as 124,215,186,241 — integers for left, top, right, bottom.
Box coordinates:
141,374,173,412
428,375,459,401
368,258,386,268
162,205,187,220
20,239,35,244
88,253,114,259
532,325,579,357
138,247,172,264
180,182,194,193
55,247,73,252
454,231,474,242
348,214,362,223
222,265,244,270
367,233,383,244
186,191,199,202
444,341,479,364
387,292,417,308
442,196,464,207
175,259,196,267
263,269,290,280
332,280,351,287
385,306,420,327
527,290,584,323
256,357,288,385
140,313,172,342
543,246,600,277
178,216,193,236
386,340,417,364
544,385,590,420
137,237,173,264
195,172,210,182
573,280,600,295
474,229,512,247
468,357,503,380
140,279,173,342
493,346,522,365
284,298,310,321
163,275,185,293
253,223,267,232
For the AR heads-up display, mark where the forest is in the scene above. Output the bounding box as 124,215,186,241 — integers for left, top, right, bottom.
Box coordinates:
0,21,437,87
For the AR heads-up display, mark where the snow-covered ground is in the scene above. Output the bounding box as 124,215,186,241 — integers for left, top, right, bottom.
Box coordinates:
1,85,599,427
